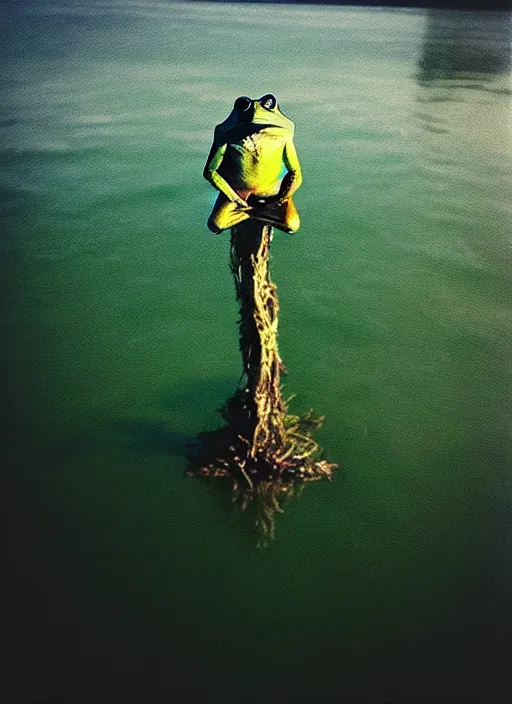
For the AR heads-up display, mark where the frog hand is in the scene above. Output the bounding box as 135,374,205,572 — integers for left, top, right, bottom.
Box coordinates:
234,197,250,210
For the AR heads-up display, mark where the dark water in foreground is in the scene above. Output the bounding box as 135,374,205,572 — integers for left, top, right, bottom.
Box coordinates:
2,2,511,702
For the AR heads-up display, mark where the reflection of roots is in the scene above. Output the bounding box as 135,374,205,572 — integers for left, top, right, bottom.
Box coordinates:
187,221,337,542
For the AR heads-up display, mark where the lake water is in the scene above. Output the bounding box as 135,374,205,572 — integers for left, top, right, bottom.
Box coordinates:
2,2,511,702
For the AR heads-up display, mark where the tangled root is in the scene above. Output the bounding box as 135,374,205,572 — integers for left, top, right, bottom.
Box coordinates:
186,221,337,542
186,390,337,545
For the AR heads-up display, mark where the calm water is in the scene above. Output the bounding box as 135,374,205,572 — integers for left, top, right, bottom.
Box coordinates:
2,2,511,702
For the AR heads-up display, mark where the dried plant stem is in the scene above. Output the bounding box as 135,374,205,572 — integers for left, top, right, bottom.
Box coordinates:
230,222,287,461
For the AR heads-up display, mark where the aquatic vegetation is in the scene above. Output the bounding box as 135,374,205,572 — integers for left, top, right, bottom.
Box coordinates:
187,222,337,542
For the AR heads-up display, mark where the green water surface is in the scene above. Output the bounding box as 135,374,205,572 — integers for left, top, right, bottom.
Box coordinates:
2,3,511,702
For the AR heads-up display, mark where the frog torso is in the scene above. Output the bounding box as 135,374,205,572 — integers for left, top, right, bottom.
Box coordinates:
214,102,295,196
218,124,288,195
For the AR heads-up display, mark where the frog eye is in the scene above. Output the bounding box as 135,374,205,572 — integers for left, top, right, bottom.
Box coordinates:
259,94,277,110
234,96,252,112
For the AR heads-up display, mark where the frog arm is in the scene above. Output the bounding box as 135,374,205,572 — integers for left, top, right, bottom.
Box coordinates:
203,140,247,206
278,138,303,201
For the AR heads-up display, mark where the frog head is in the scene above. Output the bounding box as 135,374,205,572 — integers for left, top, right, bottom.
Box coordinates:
218,94,294,135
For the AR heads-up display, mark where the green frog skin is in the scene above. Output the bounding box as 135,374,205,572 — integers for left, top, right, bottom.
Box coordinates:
204,95,302,233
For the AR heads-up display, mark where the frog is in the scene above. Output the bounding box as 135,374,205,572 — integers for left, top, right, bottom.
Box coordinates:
203,94,302,234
